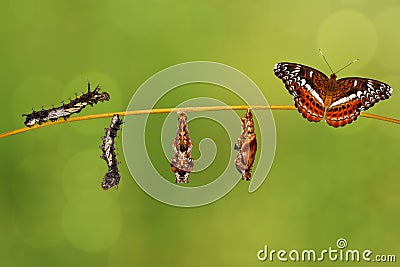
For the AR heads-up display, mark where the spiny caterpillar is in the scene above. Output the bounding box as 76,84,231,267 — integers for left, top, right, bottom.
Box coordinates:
100,114,123,190
22,82,110,127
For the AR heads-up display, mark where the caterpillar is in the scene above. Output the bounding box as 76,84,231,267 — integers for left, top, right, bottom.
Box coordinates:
234,108,257,180
170,111,194,183
22,82,110,127
100,114,124,190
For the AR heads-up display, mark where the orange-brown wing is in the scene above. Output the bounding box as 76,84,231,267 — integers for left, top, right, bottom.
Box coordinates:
274,63,328,122
325,78,393,127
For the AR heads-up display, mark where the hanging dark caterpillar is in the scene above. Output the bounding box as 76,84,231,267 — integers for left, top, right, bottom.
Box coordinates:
170,111,194,183
100,114,123,190
234,108,257,180
22,82,110,127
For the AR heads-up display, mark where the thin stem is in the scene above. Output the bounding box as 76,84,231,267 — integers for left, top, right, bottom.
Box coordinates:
0,105,398,139
359,113,400,125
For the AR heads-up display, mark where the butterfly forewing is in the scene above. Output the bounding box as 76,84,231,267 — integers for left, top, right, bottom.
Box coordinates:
274,63,327,122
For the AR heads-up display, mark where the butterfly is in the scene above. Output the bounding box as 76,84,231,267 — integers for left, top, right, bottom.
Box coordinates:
274,62,393,127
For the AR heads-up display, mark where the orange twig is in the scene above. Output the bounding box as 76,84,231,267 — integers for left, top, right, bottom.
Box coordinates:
0,105,398,139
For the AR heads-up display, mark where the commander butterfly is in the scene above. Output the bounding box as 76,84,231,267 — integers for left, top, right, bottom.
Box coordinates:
274,59,393,127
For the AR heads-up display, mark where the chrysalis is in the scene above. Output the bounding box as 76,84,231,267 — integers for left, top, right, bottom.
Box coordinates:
234,108,257,180
170,111,194,183
22,82,110,127
100,114,123,190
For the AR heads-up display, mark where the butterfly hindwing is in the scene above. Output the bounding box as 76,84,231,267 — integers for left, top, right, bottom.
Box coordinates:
325,78,393,127
274,63,327,122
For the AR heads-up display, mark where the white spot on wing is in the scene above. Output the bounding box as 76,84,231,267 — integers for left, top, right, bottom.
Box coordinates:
310,89,324,105
367,80,374,90
329,93,357,108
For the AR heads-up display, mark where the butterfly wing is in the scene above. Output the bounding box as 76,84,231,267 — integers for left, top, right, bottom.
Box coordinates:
325,78,393,127
274,63,328,122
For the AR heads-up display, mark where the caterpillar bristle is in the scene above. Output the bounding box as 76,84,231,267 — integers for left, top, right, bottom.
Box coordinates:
22,82,110,127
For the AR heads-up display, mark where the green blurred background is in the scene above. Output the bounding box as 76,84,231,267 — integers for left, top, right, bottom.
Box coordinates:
1,0,399,266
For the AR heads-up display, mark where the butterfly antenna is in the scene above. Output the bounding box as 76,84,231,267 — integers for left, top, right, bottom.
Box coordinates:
334,58,359,75
319,49,334,74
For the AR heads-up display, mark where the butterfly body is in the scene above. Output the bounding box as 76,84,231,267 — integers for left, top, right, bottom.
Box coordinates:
274,63,393,127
